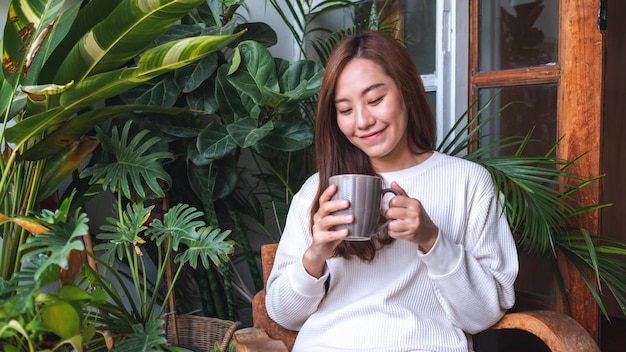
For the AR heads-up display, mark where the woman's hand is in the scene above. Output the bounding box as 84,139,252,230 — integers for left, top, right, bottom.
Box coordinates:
385,182,439,253
304,184,353,278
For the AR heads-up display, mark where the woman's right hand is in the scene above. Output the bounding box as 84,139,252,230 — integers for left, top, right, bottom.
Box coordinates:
303,184,352,278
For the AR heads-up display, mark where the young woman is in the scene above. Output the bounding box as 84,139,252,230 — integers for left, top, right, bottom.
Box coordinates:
265,30,518,352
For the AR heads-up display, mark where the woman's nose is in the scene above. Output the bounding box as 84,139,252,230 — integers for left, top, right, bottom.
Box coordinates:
355,107,375,129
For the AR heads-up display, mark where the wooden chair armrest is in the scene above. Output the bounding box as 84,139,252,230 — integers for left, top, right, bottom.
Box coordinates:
489,310,600,352
233,327,289,352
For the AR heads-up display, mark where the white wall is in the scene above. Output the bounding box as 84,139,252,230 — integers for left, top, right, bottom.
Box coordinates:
243,1,298,61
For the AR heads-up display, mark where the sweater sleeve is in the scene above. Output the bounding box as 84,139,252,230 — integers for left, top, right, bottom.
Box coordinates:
418,187,518,334
265,181,327,331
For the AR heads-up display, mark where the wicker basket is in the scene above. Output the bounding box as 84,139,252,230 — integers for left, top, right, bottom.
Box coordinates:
165,314,242,352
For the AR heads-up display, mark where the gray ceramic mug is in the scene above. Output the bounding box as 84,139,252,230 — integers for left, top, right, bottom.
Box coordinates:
329,174,400,241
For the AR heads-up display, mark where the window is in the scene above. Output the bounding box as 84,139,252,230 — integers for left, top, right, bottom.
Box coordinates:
299,0,468,145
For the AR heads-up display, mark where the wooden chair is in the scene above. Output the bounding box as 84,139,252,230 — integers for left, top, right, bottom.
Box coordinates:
233,244,600,352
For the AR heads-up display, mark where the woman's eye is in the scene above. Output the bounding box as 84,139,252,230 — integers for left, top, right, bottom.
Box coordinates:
338,108,352,115
369,96,383,105
337,108,352,115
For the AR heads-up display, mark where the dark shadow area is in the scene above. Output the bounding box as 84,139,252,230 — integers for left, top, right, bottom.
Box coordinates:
473,329,550,352
601,315,626,352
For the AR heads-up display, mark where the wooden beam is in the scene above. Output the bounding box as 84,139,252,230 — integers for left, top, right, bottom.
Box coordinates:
555,0,604,342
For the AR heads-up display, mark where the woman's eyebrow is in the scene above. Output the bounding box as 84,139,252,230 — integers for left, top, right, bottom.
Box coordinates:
334,83,385,104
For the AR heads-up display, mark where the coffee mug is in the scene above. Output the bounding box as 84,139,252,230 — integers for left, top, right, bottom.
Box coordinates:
329,174,400,241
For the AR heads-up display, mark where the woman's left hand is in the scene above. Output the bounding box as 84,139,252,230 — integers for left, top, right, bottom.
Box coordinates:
385,182,439,253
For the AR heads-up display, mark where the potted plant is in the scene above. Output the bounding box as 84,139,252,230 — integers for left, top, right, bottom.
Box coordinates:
0,0,242,282
0,129,235,350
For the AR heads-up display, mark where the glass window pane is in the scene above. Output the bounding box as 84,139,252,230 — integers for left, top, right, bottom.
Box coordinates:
427,91,436,116
403,0,437,74
478,84,557,155
479,0,559,71
477,84,558,309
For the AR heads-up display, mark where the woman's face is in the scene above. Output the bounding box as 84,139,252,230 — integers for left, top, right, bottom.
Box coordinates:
334,58,414,172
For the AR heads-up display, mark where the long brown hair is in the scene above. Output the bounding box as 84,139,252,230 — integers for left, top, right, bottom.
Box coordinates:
312,30,436,261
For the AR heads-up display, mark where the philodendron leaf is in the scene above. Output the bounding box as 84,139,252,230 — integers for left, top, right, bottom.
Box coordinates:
176,226,234,269
80,121,174,199
113,319,167,352
147,203,206,250
19,212,89,281
197,122,237,159
254,119,314,155
96,203,152,263
226,117,274,148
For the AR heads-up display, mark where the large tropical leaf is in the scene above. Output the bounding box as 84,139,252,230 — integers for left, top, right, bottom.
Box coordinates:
52,0,206,84
38,0,125,83
113,319,167,352
147,203,207,250
176,225,234,269
95,203,152,264
4,32,244,149
20,104,190,161
18,212,89,281
253,119,314,155
1,0,65,87
80,121,174,200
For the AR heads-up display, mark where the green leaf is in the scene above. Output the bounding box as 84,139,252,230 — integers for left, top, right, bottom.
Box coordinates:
53,0,206,83
254,119,313,154
40,301,81,339
174,54,218,93
120,74,181,107
96,203,152,263
2,0,65,87
3,31,244,148
279,59,323,100
19,212,89,281
114,319,167,352
197,122,237,160
215,64,259,122
226,40,282,106
176,225,234,269
227,117,274,148
80,121,174,199
39,0,125,82
147,203,206,250
23,1,82,86
187,156,238,202
20,104,190,161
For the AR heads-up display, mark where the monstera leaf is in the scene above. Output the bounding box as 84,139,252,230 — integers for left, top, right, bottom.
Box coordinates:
80,121,174,200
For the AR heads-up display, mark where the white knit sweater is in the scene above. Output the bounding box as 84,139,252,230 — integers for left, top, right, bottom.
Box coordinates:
266,152,518,351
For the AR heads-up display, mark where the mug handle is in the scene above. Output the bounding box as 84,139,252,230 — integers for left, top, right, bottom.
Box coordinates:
372,188,401,235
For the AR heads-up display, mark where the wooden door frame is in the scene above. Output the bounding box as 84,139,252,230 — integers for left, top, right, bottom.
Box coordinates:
468,0,603,341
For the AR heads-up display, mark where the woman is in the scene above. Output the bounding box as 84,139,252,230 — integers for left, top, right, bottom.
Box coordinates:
265,30,518,352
